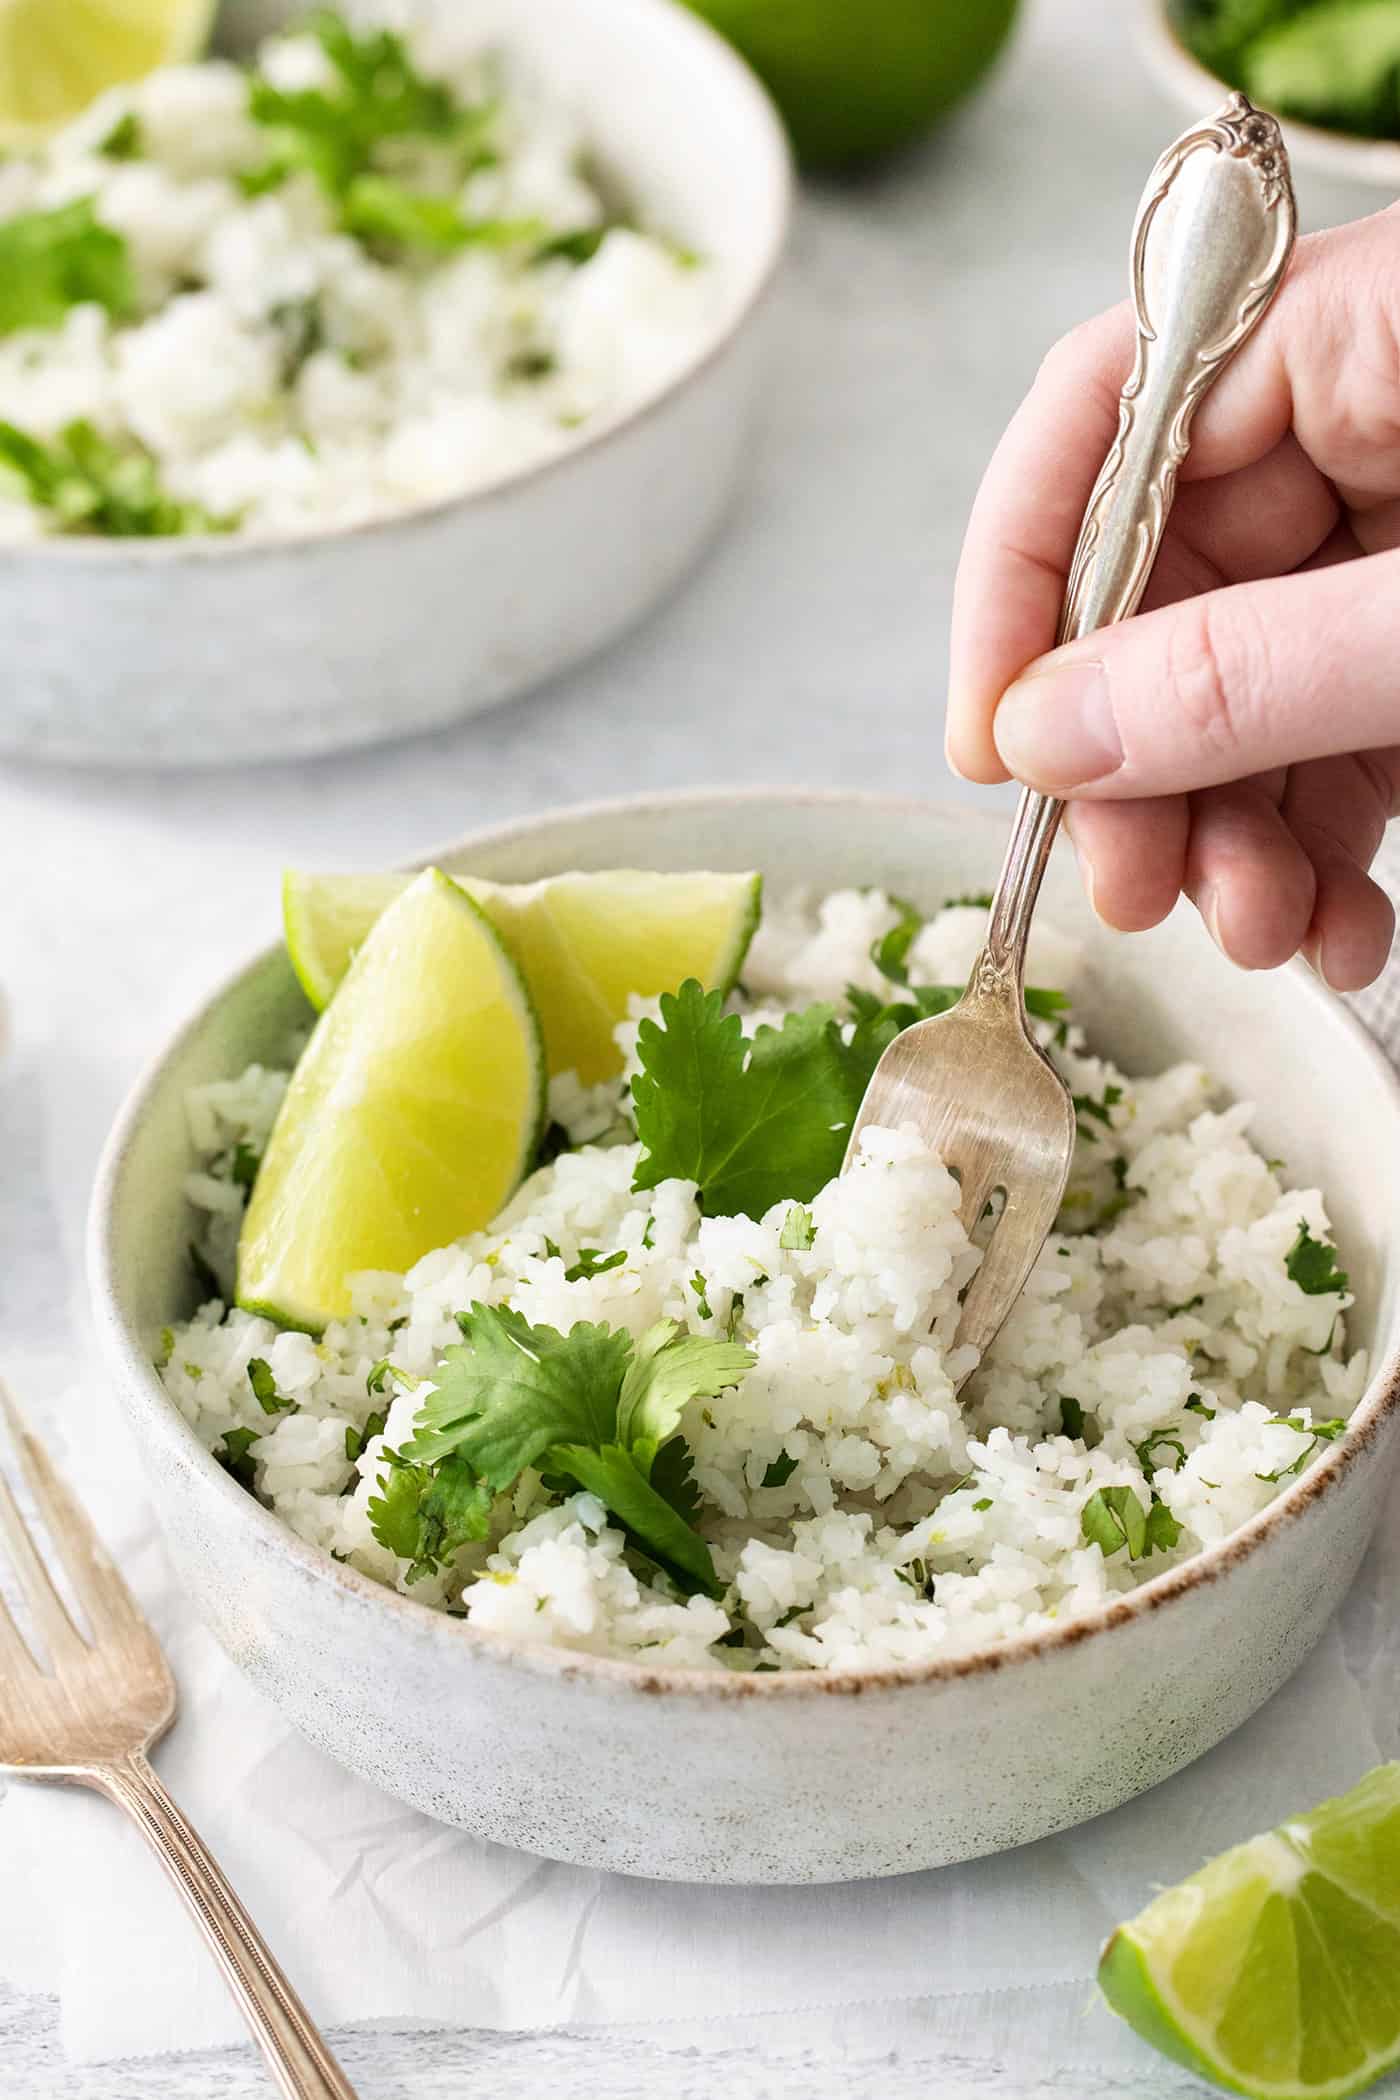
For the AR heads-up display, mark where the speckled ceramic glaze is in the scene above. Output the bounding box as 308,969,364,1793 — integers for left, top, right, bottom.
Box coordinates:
0,0,790,769
89,793,1400,1884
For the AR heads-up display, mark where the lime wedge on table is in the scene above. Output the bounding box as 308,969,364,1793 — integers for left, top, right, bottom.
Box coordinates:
1100,1762,1400,2100
238,869,544,1333
0,0,215,145
283,866,762,1084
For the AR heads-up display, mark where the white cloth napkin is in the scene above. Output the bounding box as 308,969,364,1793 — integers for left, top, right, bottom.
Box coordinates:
3,833,1398,2073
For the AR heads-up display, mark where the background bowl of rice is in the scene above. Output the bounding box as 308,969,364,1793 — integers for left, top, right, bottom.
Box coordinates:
0,0,790,768
89,790,1400,1884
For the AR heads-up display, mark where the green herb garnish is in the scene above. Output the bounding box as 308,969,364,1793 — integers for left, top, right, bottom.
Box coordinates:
247,1357,296,1416
1081,1484,1181,1560
368,1448,493,1582
0,199,133,337
0,418,236,537
779,1203,815,1251
1285,1220,1349,1297
216,1426,261,1491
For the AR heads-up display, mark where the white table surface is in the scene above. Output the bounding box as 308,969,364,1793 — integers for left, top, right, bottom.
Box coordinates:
0,3,1385,2092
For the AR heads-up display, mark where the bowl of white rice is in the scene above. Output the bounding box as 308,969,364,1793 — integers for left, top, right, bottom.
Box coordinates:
89,790,1400,1883
0,0,790,765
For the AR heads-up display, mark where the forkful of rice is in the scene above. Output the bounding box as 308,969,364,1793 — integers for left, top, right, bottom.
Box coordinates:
846,95,1297,1373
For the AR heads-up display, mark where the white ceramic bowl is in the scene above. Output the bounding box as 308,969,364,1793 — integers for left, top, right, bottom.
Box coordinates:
1141,0,1400,192
0,0,790,769
89,790,1400,1884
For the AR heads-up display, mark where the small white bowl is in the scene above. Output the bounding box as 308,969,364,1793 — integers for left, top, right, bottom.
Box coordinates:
0,0,790,768
89,790,1400,1884
1141,0,1400,192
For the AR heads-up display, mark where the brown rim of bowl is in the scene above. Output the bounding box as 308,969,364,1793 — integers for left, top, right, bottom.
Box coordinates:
2,0,793,569
1141,0,1400,186
87,787,1400,1702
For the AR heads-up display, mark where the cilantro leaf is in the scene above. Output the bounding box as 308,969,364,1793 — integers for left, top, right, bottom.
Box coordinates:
411,1307,634,1481
1256,1413,1348,1482
549,1442,719,1593
1285,1220,1349,1297
1185,1393,1216,1419
1058,1395,1101,1447
0,199,133,337
1134,1427,1188,1474
761,1451,799,1489
216,1426,260,1491
779,1203,815,1251
870,894,924,985
246,12,495,211
615,1320,752,1452
564,1246,628,1283
632,982,871,1218
1081,1484,1180,1560
246,1357,295,1416
0,418,236,538
98,111,143,160
367,1448,492,1581
943,891,994,911
231,1140,261,1190
341,176,539,254
1071,1083,1124,1142
345,1407,387,1464
405,1306,748,1590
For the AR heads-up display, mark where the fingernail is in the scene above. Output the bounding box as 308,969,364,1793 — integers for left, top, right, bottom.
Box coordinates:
994,657,1122,789
1302,931,1341,992
1199,882,1228,957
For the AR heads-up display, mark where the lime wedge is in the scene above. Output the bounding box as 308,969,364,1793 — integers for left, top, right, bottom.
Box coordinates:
238,869,544,1333
0,0,215,145
1100,1762,1400,2100
282,866,762,1084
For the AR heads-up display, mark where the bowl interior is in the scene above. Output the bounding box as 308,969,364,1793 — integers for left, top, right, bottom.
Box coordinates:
100,792,1400,1415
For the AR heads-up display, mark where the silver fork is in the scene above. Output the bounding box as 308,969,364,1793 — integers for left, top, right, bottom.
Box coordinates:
847,94,1297,1371
0,1379,359,2100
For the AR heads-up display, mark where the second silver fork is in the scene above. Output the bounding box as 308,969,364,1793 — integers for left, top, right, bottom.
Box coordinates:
0,1380,359,2100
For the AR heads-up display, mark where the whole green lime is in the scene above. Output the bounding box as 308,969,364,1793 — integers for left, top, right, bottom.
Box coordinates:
684,0,1023,169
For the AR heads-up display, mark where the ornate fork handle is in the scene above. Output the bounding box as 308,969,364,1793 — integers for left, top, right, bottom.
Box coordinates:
86,1754,358,2100
978,95,1297,998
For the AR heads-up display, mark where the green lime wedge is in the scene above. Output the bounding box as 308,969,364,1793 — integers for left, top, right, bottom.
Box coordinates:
239,868,544,1333
282,865,762,1084
0,0,215,145
1100,1762,1400,2100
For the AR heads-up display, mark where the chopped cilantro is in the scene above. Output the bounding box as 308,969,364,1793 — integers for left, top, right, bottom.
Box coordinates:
1134,1427,1188,1475
633,981,880,1218
0,419,236,537
565,1247,627,1283
1081,1484,1181,1560
690,1273,713,1321
779,1203,815,1251
1185,1393,1216,1420
1285,1220,1349,1297
98,112,143,160
216,1426,260,1491
641,1215,656,1251
1059,1395,1102,1447
1166,1294,1204,1316
345,1407,388,1464
870,895,924,985
230,1140,261,1190
972,1497,993,1511
341,175,539,255
367,1447,492,1582
155,1326,175,1370
534,224,617,265
943,891,995,911
246,1357,296,1416
504,347,557,383
0,199,134,337
366,1358,417,1396
1256,1414,1347,1482
406,1306,751,1593
1071,1083,1124,1142
762,1452,799,1489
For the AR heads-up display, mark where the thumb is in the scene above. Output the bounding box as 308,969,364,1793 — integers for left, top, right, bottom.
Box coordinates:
991,546,1400,799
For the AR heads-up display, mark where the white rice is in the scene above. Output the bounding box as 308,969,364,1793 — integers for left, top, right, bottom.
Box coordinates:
0,16,717,541
160,890,1367,1673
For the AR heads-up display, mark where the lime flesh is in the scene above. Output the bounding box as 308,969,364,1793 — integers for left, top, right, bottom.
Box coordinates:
282,866,762,1085
0,0,215,143
239,868,544,1333
1100,1762,1400,2100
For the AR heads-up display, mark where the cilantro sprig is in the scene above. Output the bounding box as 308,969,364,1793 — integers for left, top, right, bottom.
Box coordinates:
368,1449,493,1583
403,1306,751,1593
0,419,236,538
1081,1484,1181,1561
0,199,134,338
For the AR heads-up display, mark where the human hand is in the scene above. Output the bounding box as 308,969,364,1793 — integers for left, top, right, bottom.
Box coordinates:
946,209,1400,992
